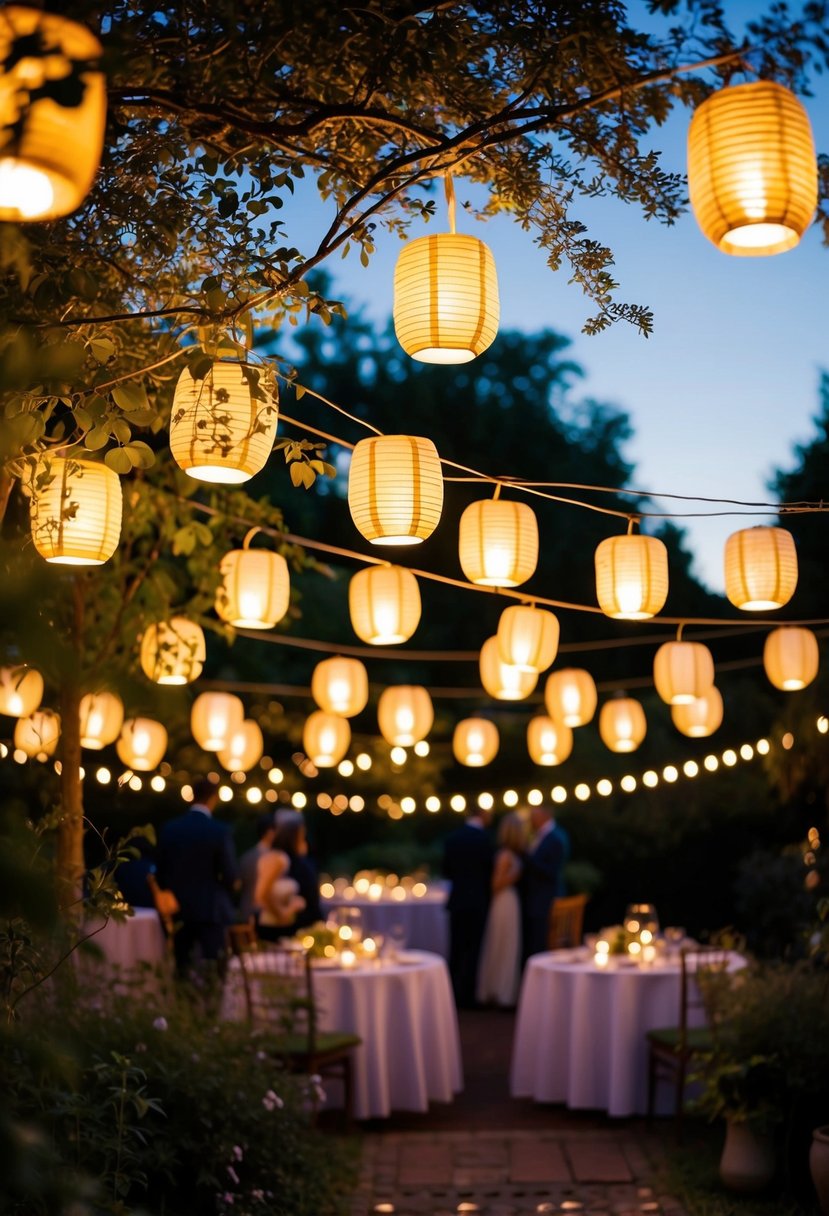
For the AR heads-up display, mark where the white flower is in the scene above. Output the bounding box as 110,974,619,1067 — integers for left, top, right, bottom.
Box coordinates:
152,1016,168,1031
262,1088,283,1111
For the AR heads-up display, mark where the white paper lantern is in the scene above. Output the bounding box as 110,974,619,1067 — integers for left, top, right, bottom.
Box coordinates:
595,533,669,620
348,435,444,545
496,604,559,672
458,499,539,588
653,640,715,706
672,687,724,738
30,457,122,565
170,361,279,484
311,657,369,718
14,709,60,760
452,718,499,767
479,635,538,701
544,668,597,728
349,565,421,645
79,691,124,749
763,627,819,691
216,549,290,629
218,719,264,772
303,711,350,768
191,692,244,751
527,716,573,766
599,697,647,754
140,617,206,685
724,526,798,611
117,717,167,771
377,686,433,747
0,665,43,717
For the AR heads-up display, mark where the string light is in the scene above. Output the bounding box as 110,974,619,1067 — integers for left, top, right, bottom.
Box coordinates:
414,740,430,757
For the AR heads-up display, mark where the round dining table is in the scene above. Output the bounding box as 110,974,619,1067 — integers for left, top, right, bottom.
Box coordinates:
320,888,449,958
91,907,166,968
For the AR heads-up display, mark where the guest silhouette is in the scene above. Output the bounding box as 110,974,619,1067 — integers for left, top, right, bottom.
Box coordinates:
443,806,494,1008
522,804,566,960
263,809,322,937
238,811,276,922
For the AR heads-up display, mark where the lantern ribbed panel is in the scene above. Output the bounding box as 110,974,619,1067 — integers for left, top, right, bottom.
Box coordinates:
218,719,264,772
688,81,817,257
30,457,122,565
527,715,573,766
595,534,669,620
79,691,124,749
303,710,350,767
763,626,819,691
599,697,647,754
459,499,539,588
140,617,206,685
724,526,798,611
216,549,290,628
311,657,369,718
452,717,499,767
377,685,433,747
671,687,723,738
14,709,60,759
348,435,444,545
479,635,538,701
544,668,597,728
496,605,559,672
0,665,43,717
191,692,244,752
0,9,105,221
169,362,278,484
393,233,499,364
117,717,167,771
653,640,715,706
349,565,421,645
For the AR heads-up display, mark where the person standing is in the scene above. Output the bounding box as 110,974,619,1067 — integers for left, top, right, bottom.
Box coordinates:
265,809,322,937
522,804,565,960
443,807,494,1008
238,811,276,922
476,812,528,1007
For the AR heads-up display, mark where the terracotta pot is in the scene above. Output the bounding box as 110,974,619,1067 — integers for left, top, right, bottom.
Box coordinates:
719,1119,775,1193
810,1126,829,1216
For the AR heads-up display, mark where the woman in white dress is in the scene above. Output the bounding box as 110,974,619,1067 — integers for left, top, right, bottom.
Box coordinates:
476,812,528,1007
253,848,306,941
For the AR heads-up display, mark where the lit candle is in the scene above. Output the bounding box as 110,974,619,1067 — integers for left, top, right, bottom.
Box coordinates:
354,877,370,895
391,885,406,902
628,940,642,957
338,925,353,942
340,949,356,968
594,939,610,967
642,944,657,965
412,882,427,898
369,882,384,901
362,937,377,958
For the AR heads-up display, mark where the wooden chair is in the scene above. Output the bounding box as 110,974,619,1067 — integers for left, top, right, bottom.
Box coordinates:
547,893,589,950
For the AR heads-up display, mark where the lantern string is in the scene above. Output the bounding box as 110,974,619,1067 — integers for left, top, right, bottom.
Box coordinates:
242,526,261,549
445,172,457,234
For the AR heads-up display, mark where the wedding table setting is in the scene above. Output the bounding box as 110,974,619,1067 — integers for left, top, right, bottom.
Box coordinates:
91,906,166,969
319,872,449,958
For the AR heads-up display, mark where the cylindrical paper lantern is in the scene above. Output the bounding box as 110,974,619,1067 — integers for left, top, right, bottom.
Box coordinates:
544,668,597,728
672,687,724,738
140,617,206,686
653,640,715,706
688,81,817,257
311,657,368,718
724,525,798,611
497,604,559,672
303,710,350,768
0,665,43,717
216,549,290,629
348,435,444,545
218,719,264,772
599,697,647,755
79,691,124,749
349,565,421,645
30,457,122,565
377,685,433,747
14,709,60,760
117,717,167,771
479,635,538,701
0,9,105,222
191,692,244,752
393,233,499,363
170,361,279,484
453,718,499,767
459,499,539,588
527,716,573,766
595,533,669,620
763,626,819,691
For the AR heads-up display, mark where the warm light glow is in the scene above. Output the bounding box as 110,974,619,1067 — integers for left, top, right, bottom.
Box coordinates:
477,792,494,810
181,784,194,802
268,766,283,784
672,686,724,738
552,785,567,803
191,692,244,752
128,774,142,792
140,617,206,685
527,787,543,806
704,754,719,772
724,526,798,611
662,765,679,783
311,656,368,718
459,499,539,588
450,794,466,812
781,731,794,751
349,564,421,644
756,737,771,755
401,796,416,813
151,775,166,792
14,709,60,760
479,635,538,701
96,766,111,784
338,759,354,777
763,626,819,691
544,668,597,728
390,745,408,766
722,749,738,767
0,665,44,718
496,604,559,672
348,435,443,545
620,774,637,793
349,795,365,812
246,787,263,804
527,715,573,766
378,685,433,746
30,457,122,565
574,783,590,801
453,717,499,767
292,791,307,809
740,744,754,761
683,760,699,778
116,718,167,771
218,719,264,772
596,778,613,796
642,770,658,788
503,789,519,807
79,691,124,749
303,711,350,768
414,739,430,757
594,533,669,620
170,361,279,483
356,752,372,770
599,697,647,754
818,717,828,736
216,549,290,629
426,795,441,812
653,640,715,705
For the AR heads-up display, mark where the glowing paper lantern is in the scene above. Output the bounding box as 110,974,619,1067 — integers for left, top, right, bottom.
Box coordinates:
688,81,817,257
117,717,167,771
458,499,538,588
496,604,559,672
479,636,537,701
653,640,715,705
140,617,206,685
527,716,573,766
0,665,43,717
544,668,597,728
724,526,798,611
452,718,499,767
349,565,421,645
311,657,368,718
216,548,290,629
377,686,433,747
169,361,279,484
672,687,724,738
599,697,647,754
14,709,60,760
595,533,669,620
347,435,443,545
79,691,124,749
763,626,819,691
191,692,244,752
303,711,350,768
30,457,122,565
0,9,106,222
218,719,264,772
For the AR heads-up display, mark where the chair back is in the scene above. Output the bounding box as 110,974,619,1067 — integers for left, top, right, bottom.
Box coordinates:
678,945,732,1046
547,893,589,949
227,930,316,1052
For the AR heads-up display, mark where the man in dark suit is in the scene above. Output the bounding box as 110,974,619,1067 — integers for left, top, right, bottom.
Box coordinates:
157,777,239,975
522,804,566,960
443,807,494,1008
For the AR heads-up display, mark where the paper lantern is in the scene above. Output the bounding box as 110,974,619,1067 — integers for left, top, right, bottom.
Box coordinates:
0,665,43,717
599,697,647,754
763,626,819,691
497,605,559,672
544,668,597,728
479,635,538,702
377,685,433,747
672,687,723,738
169,361,279,484
216,549,290,629
527,716,573,766
348,435,443,545
30,457,122,565
191,692,244,752
653,640,715,706
303,711,350,768
14,709,60,760
79,691,124,749
595,533,669,620
724,526,798,611
688,81,817,257
311,657,368,718
140,617,206,685
117,717,167,771
349,565,421,645
218,719,264,772
453,718,499,767
459,499,539,588
0,9,105,222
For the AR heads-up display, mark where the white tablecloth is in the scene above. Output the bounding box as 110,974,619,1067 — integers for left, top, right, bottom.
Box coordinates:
224,950,462,1120
321,892,448,958
92,908,166,968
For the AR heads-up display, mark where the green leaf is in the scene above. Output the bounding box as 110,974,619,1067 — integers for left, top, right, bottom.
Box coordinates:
89,336,116,364
111,418,132,444
112,382,150,414
124,441,155,469
104,448,132,474
85,425,110,451
289,461,305,487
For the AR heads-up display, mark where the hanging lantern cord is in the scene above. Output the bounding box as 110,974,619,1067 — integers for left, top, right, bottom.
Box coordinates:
445,172,457,235
627,516,639,535
677,622,685,642
492,481,502,502
242,526,261,550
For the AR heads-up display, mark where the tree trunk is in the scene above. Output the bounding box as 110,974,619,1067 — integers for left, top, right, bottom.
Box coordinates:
56,578,85,913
